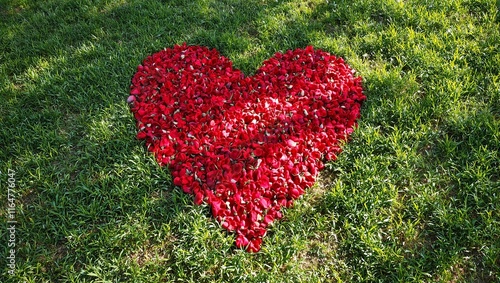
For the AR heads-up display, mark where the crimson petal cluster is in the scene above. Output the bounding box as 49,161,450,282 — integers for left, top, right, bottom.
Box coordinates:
129,44,365,252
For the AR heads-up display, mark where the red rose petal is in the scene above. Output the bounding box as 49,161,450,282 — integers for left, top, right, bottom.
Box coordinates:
235,234,249,248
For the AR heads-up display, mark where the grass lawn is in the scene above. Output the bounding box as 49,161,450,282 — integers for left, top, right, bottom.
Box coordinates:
1,0,499,282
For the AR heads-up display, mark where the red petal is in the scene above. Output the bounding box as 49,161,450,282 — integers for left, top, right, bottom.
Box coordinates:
247,238,262,253
235,234,249,248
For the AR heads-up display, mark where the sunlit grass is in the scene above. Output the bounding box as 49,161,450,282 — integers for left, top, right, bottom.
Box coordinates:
1,0,499,282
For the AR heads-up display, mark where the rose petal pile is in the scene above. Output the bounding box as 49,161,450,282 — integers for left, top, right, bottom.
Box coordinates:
129,44,365,252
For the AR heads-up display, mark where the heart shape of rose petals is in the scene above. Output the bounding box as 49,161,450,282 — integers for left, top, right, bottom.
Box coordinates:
129,44,365,252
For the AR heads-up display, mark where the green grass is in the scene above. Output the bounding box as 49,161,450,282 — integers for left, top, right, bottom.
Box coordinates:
1,0,499,282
